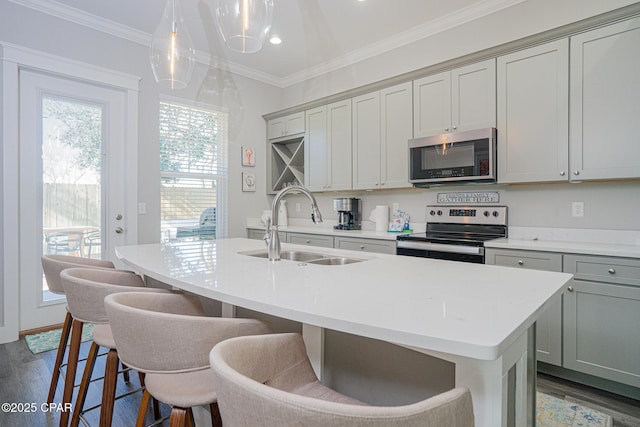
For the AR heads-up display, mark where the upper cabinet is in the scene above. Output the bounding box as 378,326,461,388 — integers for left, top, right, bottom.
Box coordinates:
352,82,413,190
305,100,352,192
497,39,569,183
413,59,496,138
267,111,305,140
569,17,640,181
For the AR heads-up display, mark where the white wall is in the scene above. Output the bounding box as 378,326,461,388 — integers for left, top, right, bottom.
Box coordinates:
273,0,640,233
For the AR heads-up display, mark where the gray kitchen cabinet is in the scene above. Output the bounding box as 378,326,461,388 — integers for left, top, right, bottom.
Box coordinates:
569,16,640,181
413,59,495,138
497,39,569,183
286,232,334,248
563,254,640,388
267,111,305,140
352,82,413,190
485,248,563,366
247,228,286,242
305,100,352,192
334,237,396,255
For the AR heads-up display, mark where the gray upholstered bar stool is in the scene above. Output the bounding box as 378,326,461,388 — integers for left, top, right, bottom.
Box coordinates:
210,333,475,427
59,267,167,427
104,292,274,427
41,254,116,405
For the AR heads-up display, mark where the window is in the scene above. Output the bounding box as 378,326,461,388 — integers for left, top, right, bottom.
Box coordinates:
159,99,227,241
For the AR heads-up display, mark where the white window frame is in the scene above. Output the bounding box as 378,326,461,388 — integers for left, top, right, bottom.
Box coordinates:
159,96,228,241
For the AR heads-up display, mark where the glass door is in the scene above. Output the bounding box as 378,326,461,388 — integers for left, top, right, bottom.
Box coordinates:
19,69,128,330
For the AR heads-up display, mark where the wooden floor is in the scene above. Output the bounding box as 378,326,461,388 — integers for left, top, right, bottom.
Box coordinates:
1,337,639,426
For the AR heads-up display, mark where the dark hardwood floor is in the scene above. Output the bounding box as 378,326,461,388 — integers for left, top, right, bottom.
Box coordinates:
1,337,639,426
0,338,169,427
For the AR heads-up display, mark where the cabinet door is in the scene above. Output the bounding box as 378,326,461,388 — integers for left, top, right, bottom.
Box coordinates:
287,232,333,248
327,100,352,191
570,17,640,181
305,106,328,191
497,39,569,183
352,91,381,190
380,82,413,189
285,112,306,136
267,116,286,140
413,71,451,137
334,237,396,254
563,279,640,388
452,59,496,132
485,248,563,366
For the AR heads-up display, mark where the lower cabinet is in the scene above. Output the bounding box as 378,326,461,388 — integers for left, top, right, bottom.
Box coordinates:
563,255,640,388
487,248,640,391
485,249,563,366
286,232,334,248
334,236,396,254
247,228,286,242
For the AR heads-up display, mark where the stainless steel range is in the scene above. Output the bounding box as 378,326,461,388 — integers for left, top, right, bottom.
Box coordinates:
396,205,508,263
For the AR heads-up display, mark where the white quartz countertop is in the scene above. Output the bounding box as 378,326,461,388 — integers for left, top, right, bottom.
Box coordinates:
116,238,572,361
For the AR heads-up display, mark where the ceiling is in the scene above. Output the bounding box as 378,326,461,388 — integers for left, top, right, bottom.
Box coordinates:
16,0,523,86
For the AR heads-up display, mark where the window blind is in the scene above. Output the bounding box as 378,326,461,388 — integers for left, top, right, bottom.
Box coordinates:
159,99,227,241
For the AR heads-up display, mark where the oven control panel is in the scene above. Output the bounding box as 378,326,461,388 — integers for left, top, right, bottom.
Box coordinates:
425,205,507,226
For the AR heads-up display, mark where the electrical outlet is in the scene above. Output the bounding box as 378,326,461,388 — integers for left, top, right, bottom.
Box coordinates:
571,202,584,217
392,203,399,213
138,202,146,215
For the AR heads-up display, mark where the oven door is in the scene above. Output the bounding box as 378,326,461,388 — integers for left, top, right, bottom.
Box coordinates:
396,240,485,263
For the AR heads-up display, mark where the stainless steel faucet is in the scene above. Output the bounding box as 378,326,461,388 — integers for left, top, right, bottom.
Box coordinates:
265,185,323,261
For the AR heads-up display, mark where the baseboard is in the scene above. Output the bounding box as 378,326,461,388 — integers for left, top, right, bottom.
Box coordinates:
19,323,64,338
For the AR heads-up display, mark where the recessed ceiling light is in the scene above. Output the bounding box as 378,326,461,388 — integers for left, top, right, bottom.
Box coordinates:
269,35,282,45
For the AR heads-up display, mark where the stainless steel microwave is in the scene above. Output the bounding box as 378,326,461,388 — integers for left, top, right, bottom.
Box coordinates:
409,127,496,185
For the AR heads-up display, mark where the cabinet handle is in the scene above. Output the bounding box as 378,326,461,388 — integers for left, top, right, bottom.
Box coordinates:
608,268,616,275
445,128,450,132
305,239,311,244
559,171,565,176
360,245,365,250
452,126,457,130
573,170,580,176
567,286,574,292
375,182,379,186
517,260,524,266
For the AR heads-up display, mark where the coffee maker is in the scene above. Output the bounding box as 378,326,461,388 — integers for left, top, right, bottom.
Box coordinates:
333,198,361,230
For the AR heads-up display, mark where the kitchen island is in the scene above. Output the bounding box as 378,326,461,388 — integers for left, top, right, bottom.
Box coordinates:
116,238,573,427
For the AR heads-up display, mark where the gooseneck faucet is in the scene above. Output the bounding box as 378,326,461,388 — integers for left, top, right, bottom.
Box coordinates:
265,185,323,261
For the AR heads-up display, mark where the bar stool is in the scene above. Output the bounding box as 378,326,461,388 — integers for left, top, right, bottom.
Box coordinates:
41,255,115,405
209,333,475,427
59,267,167,427
104,291,274,427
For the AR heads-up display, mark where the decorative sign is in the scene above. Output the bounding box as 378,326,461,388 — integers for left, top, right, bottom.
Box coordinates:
242,146,255,166
242,172,256,192
437,191,500,204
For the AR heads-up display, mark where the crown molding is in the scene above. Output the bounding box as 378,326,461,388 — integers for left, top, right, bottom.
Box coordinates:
280,0,525,87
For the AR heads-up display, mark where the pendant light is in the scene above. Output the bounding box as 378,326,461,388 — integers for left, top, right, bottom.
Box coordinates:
215,0,274,53
150,0,196,89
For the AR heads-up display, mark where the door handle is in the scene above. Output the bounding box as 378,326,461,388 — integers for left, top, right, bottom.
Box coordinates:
115,227,124,234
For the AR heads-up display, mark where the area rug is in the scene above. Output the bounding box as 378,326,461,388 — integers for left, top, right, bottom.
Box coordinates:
537,391,613,427
24,324,94,354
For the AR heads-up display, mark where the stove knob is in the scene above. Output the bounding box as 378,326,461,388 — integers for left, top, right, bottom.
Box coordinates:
437,210,443,216
483,211,490,217
492,211,500,217
429,210,436,216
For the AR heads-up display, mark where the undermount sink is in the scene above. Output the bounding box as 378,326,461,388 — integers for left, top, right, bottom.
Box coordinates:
238,250,365,265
